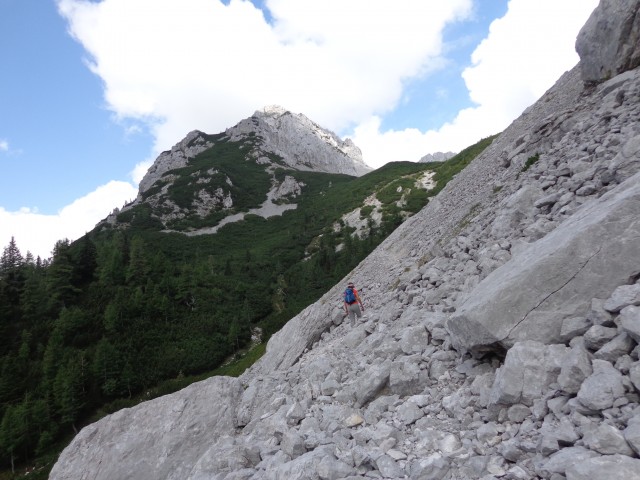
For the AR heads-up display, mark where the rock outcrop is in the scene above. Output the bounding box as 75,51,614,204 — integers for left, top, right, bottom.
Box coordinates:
50,377,243,480
138,107,370,199
137,130,214,196
419,151,456,163
576,0,640,85
51,2,640,479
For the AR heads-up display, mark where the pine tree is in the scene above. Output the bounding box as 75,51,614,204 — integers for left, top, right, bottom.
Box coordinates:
272,274,287,314
0,237,26,325
97,232,127,286
72,236,97,287
20,263,48,323
53,352,88,433
0,237,24,279
47,240,80,310
92,338,121,397
126,236,150,286
0,404,23,472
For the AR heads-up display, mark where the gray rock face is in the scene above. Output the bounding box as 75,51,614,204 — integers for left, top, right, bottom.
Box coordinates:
490,341,568,406
447,169,640,351
227,106,371,176
593,332,635,362
577,359,625,410
542,447,599,476
625,421,640,455
557,345,592,394
631,362,640,391
583,423,635,455
620,305,640,341
49,376,243,480
604,283,640,312
566,454,640,480
111,107,371,229
138,130,213,195
584,325,619,350
576,0,640,85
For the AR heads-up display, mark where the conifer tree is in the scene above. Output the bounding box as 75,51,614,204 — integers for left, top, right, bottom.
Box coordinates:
19,266,48,324
0,237,23,278
0,237,26,325
72,236,97,287
47,240,80,310
126,236,150,286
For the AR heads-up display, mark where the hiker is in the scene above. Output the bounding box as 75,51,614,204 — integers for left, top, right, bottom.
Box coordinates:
343,282,364,326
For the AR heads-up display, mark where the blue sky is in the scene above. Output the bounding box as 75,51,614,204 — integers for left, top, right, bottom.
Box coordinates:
0,0,598,259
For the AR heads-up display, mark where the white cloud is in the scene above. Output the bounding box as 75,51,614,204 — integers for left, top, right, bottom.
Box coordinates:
56,0,601,171
56,0,473,157
351,0,600,167
0,181,137,259
2,1,602,262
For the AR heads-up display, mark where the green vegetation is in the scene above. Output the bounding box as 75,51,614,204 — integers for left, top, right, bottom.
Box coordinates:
167,136,271,213
521,153,540,172
359,205,375,219
0,133,495,477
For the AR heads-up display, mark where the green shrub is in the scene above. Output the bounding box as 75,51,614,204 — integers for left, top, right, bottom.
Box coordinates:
521,153,540,172
359,205,375,218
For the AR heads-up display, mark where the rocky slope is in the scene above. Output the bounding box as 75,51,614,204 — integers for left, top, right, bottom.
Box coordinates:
50,1,640,479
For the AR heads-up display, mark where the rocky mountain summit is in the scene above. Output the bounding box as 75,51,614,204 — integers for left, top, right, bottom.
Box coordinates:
226,106,371,177
109,105,371,230
50,1,640,479
418,152,456,164
137,106,370,196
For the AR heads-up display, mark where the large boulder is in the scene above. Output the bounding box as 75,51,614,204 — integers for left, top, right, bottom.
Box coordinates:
566,454,640,480
447,171,640,352
576,0,640,85
489,341,569,406
49,376,243,480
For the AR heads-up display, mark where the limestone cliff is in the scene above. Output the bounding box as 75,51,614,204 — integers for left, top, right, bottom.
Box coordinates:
226,105,371,177
51,1,640,479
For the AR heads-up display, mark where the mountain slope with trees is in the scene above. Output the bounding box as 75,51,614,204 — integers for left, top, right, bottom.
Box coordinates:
0,127,495,475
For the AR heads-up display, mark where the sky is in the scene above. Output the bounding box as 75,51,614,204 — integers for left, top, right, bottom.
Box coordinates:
0,0,599,259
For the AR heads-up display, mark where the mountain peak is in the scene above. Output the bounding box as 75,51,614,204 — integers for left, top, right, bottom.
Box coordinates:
107,107,372,232
258,104,289,117
226,106,372,176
